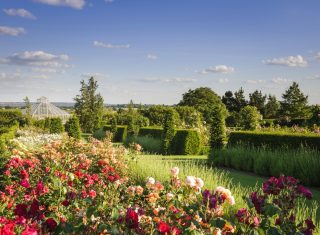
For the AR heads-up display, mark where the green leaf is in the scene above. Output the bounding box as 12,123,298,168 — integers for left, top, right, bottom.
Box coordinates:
267,227,282,235
111,207,120,220
210,217,226,229
262,203,281,217
86,206,96,217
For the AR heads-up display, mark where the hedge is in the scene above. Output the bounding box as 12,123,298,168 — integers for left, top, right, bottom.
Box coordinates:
138,127,163,139
0,123,19,154
171,129,201,155
93,125,128,142
228,131,320,150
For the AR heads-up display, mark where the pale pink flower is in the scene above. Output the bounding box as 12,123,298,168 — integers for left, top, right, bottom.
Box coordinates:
195,178,204,189
170,167,179,177
227,195,235,205
136,186,144,195
166,193,174,201
186,176,196,187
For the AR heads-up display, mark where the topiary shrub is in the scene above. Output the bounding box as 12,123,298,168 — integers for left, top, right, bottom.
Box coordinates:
94,125,128,142
138,127,163,139
65,116,81,139
49,118,64,134
171,129,201,155
162,109,177,155
208,105,227,149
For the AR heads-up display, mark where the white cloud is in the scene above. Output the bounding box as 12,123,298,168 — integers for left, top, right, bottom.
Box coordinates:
0,72,21,80
31,67,65,73
147,54,158,60
3,8,36,19
218,78,229,83
81,73,108,79
93,40,130,49
139,77,196,84
200,65,234,74
271,77,292,84
0,51,71,68
264,55,308,67
0,26,26,36
246,79,266,84
315,52,320,61
32,0,85,9
306,75,320,80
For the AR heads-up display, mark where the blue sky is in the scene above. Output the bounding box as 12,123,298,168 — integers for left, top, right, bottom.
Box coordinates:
0,0,319,104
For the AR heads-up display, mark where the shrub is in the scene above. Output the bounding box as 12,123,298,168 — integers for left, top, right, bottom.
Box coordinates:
126,136,162,154
208,106,227,149
162,110,177,155
228,131,320,150
33,119,45,129
138,127,163,139
0,109,23,125
171,129,201,155
48,117,64,134
65,116,81,139
239,105,262,130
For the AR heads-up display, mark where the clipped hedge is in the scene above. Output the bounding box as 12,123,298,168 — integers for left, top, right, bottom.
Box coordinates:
93,125,128,142
138,127,163,139
228,131,320,150
171,129,201,155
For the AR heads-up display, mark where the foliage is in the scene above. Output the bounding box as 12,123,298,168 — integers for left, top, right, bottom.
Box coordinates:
139,105,173,126
222,91,238,113
49,117,64,134
239,105,262,130
162,109,177,155
74,77,104,133
249,90,267,116
226,112,241,127
310,105,320,125
175,106,203,128
210,145,320,187
126,135,162,154
264,95,280,119
171,129,201,155
234,87,248,112
0,109,23,127
280,82,311,119
228,130,320,150
64,116,81,139
23,96,32,125
93,125,128,142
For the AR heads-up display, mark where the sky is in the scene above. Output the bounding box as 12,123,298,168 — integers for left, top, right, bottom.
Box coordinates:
0,0,319,104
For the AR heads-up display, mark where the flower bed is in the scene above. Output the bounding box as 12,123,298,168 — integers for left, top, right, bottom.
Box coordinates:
0,137,317,234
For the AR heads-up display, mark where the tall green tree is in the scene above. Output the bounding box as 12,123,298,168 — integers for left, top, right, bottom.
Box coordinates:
65,116,81,139
249,90,267,115
162,109,177,155
280,82,311,119
239,106,262,130
222,91,237,112
264,95,280,119
234,87,247,112
74,77,104,133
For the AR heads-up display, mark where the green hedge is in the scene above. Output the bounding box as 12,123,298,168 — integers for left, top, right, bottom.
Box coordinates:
209,146,320,187
171,129,201,155
0,123,18,154
138,127,163,139
93,125,128,142
228,131,320,150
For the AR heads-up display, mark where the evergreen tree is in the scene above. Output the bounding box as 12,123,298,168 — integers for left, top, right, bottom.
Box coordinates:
162,109,177,155
208,106,227,149
74,77,104,133
234,87,247,112
249,90,267,115
49,118,64,134
280,82,311,119
264,95,280,119
222,91,237,112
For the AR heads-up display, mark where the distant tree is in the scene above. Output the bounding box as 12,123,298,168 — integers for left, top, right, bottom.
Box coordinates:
23,96,32,125
249,90,267,115
162,109,177,155
222,91,237,112
264,95,280,119
309,105,320,125
234,87,248,112
175,106,202,128
279,82,311,119
65,116,81,139
239,106,262,130
178,87,227,124
74,77,104,133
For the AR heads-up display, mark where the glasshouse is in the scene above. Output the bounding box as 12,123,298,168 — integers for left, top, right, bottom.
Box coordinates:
30,97,71,122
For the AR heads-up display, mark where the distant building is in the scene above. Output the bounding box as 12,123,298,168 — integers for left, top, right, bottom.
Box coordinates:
30,97,71,122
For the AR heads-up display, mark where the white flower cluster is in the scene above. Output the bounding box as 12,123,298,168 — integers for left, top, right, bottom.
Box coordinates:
12,133,62,150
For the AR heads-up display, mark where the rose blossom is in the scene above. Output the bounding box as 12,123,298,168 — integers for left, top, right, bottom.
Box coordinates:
136,186,144,195
170,167,179,177
195,177,204,189
186,176,196,187
166,193,174,201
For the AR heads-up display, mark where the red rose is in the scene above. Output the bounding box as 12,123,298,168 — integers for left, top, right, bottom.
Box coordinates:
20,179,30,188
20,169,29,179
171,226,181,235
21,226,38,235
62,200,70,207
45,218,58,232
0,222,15,235
14,204,28,217
158,221,170,234
89,190,97,199
125,208,139,229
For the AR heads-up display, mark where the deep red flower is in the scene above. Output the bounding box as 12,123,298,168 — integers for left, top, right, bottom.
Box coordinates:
62,200,70,207
158,221,170,234
297,185,312,199
0,221,15,235
20,169,29,179
14,204,28,217
45,218,58,232
29,199,40,218
171,226,181,235
125,208,139,229
89,190,97,199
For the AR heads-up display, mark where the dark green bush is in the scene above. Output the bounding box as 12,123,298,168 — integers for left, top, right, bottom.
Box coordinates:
33,119,45,129
0,109,23,124
94,125,127,142
171,129,201,155
65,116,81,139
138,127,163,139
228,131,320,150
49,118,64,134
